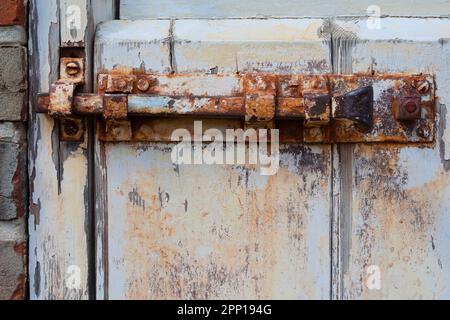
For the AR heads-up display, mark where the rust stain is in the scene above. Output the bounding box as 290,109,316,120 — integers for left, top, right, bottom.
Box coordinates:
103,94,128,120
109,144,331,299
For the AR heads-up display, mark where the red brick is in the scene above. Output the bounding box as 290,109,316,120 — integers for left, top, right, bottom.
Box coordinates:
0,0,26,26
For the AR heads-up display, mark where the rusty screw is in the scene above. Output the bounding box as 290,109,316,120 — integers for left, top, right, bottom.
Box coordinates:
65,62,81,76
415,80,430,95
398,97,421,121
114,79,128,90
137,78,150,92
63,119,80,137
403,100,419,114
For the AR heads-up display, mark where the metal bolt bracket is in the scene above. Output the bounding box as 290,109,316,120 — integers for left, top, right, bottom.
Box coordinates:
394,96,422,121
60,57,85,84
332,86,374,128
49,82,76,117
60,117,84,142
302,75,331,127
99,74,135,94
303,93,332,127
244,74,276,125
38,72,436,143
103,94,128,120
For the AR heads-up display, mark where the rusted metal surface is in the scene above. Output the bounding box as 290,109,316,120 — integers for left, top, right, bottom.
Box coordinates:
244,74,276,123
304,93,332,126
60,117,85,142
332,86,373,127
74,94,103,115
103,94,128,120
40,72,436,143
394,96,422,121
328,74,435,143
59,57,85,84
48,82,76,117
128,96,245,118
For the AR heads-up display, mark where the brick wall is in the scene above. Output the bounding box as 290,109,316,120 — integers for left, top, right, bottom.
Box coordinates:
0,0,27,300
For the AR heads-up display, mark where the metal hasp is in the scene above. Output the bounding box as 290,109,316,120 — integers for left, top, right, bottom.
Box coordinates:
333,86,374,128
37,71,436,143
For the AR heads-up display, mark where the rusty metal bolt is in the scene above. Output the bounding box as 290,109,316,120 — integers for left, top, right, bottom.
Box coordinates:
65,62,81,76
417,124,431,139
415,80,431,95
403,100,419,114
397,97,421,120
137,78,150,92
63,119,80,137
114,79,128,90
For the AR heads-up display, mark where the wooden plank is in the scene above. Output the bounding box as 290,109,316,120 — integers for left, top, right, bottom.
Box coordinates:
28,0,90,300
28,0,116,300
104,143,331,299
332,18,450,299
89,0,117,301
94,20,172,74
174,19,330,74
95,18,332,299
120,0,450,19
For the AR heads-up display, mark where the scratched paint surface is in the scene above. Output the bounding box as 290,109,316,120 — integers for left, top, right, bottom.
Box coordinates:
333,18,450,299
28,0,90,300
120,0,450,19
96,16,450,299
105,144,330,299
96,18,332,299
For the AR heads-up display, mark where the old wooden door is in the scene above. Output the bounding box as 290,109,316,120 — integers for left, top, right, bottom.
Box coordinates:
29,0,450,300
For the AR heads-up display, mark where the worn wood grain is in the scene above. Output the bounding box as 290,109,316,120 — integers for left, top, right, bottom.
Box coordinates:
28,0,116,300
28,0,90,299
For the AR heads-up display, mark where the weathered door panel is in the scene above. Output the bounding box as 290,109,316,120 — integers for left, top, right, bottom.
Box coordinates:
95,19,332,299
332,18,450,299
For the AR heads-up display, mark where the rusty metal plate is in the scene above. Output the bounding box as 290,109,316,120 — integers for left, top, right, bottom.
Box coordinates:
305,74,436,144
59,57,85,84
48,82,76,117
103,94,128,120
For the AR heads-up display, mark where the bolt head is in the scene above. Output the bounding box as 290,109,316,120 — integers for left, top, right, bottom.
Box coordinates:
114,79,127,90
65,62,80,76
63,119,80,136
404,101,419,114
397,97,421,121
415,80,431,95
137,78,150,92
